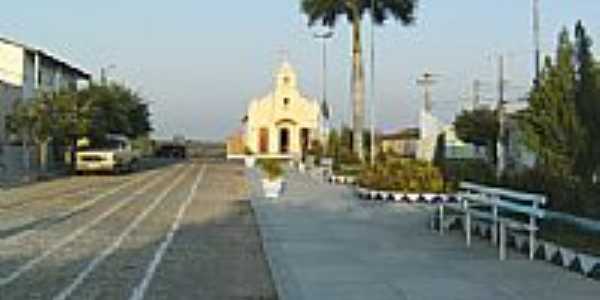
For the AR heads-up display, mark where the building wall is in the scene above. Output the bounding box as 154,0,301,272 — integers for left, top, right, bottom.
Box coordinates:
0,40,90,175
245,62,321,158
0,41,25,87
418,110,443,161
22,50,36,100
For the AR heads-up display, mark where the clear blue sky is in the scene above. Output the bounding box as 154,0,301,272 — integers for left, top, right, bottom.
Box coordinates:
2,0,599,140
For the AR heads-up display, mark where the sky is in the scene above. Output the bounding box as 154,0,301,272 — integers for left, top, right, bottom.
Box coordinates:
2,1,600,140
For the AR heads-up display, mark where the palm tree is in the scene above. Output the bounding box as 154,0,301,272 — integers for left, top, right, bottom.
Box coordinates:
301,0,418,161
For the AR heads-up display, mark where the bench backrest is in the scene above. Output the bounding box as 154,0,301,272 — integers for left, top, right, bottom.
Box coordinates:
460,182,547,206
459,182,547,219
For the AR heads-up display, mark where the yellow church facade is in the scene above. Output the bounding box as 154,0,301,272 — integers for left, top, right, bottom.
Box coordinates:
228,61,324,160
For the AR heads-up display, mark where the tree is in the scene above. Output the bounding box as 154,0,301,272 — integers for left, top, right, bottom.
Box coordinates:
53,89,94,171
301,0,418,161
6,93,56,172
573,21,600,180
6,83,153,173
454,108,499,164
86,84,152,141
519,28,585,178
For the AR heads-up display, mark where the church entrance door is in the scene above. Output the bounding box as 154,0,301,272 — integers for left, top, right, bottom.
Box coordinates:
279,128,290,154
300,128,310,159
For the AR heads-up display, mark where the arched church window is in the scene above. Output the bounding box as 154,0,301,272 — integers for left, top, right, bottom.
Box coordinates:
283,76,290,85
283,97,290,107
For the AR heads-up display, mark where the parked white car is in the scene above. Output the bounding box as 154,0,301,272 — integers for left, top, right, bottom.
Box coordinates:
75,136,140,174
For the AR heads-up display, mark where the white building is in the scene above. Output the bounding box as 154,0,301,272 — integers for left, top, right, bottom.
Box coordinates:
0,37,91,174
417,109,484,162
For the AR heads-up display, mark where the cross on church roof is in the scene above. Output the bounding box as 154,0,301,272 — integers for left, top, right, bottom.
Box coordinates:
278,48,290,64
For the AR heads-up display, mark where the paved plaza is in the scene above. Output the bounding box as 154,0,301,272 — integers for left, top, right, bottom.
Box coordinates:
249,171,600,300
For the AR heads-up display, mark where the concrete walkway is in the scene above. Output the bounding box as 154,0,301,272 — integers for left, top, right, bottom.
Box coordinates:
248,171,600,300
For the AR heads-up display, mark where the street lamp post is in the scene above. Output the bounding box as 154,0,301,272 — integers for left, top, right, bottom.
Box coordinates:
313,31,334,115
313,30,334,156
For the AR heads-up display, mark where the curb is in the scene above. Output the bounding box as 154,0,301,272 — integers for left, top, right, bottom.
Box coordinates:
355,186,458,204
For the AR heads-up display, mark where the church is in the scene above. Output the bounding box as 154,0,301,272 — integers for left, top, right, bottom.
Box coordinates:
227,61,327,161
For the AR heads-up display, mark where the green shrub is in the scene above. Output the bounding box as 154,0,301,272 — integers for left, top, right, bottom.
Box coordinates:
358,159,445,193
337,147,361,165
259,160,283,181
499,169,600,219
443,159,496,190
244,146,254,155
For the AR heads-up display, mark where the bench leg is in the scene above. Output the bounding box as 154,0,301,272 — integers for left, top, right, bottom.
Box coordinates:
465,211,471,248
529,231,535,260
529,216,536,260
499,223,506,261
492,206,498,246
439,205,445,235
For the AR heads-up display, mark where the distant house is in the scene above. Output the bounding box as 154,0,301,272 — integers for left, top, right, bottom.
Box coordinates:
443,126,486,160
418,110,485,162
227,61,325,161
380,128,419,158
0,37,91,173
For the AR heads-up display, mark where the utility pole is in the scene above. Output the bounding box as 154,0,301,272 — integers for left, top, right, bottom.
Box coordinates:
369,0,377,166
473,79,482,109
100,64,116,86
417,73,438,113
533,0,541,86
497,55,506,179
100,68,106,85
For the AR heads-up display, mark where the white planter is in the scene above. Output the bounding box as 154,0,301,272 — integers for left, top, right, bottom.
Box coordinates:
369,191,378,200
393,193,404,202
245,157,256,168
406,193,420,202
543,242,559,262
559,247,577,268
378,191,390,201
577,253,600,275
437,194,448,203
262,178,283,198
421,193,437,203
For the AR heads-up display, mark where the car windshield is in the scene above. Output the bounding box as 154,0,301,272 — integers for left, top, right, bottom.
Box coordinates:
79,139,126,151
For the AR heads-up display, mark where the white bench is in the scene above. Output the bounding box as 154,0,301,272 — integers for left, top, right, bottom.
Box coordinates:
437,182,547,260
